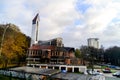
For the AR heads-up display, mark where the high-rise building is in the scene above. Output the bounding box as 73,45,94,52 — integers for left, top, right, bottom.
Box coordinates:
87,38,99,49
31,13,40,46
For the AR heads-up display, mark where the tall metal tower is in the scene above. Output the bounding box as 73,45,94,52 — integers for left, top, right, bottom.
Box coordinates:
31,13,40,46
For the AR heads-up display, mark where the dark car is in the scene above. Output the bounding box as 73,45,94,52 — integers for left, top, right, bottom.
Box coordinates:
113,71,120,77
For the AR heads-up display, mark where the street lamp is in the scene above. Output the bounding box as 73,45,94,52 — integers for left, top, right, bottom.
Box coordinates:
0,24,10,56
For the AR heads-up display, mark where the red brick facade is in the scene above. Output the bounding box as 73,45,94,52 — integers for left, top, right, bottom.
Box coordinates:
27,38,81,65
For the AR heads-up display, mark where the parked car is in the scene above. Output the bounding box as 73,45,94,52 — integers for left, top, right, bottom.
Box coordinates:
87,69,103,75
113,71,120,77
102,68,111,73
109,65,116,69
61,70,67,73
115,66,120,70
109,65,120,70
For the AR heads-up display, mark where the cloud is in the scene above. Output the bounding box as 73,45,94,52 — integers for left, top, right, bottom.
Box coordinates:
0,0,120,48
74,0,120,48
78,0,118,32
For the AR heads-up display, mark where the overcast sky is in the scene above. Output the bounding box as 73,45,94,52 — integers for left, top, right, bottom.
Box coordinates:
0,0,120,48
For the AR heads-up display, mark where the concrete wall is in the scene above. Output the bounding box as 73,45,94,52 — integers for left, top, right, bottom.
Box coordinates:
27,64,87,73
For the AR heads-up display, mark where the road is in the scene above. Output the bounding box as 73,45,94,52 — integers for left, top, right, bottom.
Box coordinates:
95,69,120,79
105,77,120,80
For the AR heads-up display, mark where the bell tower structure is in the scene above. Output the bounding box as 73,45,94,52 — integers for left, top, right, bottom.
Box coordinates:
31,13,40,46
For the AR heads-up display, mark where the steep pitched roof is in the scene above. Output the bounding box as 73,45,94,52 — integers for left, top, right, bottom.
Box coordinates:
64,47,75,52
32,13,39,24
29,45,56,50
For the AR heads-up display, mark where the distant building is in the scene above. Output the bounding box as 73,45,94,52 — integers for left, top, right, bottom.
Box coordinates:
87,38,99,49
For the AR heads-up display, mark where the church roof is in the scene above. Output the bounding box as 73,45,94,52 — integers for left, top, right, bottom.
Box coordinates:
29,44,75,52
32,13,39,24
29,45,56,50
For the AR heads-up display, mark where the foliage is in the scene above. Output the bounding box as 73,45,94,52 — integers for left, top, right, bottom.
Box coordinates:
79,45,120,66
75,49,81,58
80,46,104,64
104,46,120,66
0,23,30,68
0,74,24,80
80,45,102,71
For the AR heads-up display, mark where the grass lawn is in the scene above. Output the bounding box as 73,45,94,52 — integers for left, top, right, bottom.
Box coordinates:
0,64,18,68
0,74,22,80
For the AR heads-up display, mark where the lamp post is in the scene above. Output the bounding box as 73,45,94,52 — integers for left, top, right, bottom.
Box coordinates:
0,24,10,56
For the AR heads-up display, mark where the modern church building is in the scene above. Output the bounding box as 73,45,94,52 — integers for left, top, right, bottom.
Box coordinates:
26,13,87,73
27,13,80,65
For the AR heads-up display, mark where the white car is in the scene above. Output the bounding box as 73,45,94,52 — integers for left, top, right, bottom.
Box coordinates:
115,67,120,70
87,69,103,75
113,71,120,77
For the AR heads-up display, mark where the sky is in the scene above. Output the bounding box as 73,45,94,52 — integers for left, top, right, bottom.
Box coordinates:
0,0,120,49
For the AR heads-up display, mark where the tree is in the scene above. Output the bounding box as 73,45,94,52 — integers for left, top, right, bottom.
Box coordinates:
0,23,30,68
80,46,100,71
104,46,120,66
80,46,90,65
75,49,81,58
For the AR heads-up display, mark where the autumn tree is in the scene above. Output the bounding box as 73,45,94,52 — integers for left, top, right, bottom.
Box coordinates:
0,23,30,68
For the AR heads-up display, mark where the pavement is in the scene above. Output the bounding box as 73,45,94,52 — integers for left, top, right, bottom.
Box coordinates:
94,69,120,80
105,77,120,80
